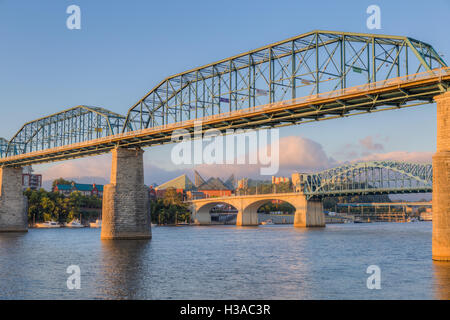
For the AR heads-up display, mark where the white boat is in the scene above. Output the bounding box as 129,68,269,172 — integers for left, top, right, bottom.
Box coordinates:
35,221,61,228
261,219,274,225
89,219,102,228
66,219,85,228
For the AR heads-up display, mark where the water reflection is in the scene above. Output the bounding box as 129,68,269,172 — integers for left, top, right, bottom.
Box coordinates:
0,223,441,299
433,261,450,300
97,240,152,299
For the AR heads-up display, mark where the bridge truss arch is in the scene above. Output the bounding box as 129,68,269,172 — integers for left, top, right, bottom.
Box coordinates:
123,30,446,131
0,138,9,158
299,161,433,199
4,106,129,157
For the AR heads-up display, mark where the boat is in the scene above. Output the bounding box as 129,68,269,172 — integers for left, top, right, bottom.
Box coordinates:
66,219,85,228
35,221,61,228
261,219,274,225
419,211,432,221
89,219,102,228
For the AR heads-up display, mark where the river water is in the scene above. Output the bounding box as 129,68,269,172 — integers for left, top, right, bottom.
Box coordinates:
0,222,449,300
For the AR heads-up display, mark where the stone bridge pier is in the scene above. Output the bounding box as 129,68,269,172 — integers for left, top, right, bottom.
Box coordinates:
101,147,151,240
0,166,28,232
433,91,450,261
190,192,325,228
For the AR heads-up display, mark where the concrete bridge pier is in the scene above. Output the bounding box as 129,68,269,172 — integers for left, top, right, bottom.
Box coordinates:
433,92,450,261
101,147,151,240
293,198,325,228
236,210,258,226
192,208,212,225
0,167,28,232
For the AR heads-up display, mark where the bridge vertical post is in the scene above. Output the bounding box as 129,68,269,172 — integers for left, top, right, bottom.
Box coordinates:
0,166,28,232
432,92,450,261
101,147,151,240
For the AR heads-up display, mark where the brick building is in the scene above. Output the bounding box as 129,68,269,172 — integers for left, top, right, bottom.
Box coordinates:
53,182,104,197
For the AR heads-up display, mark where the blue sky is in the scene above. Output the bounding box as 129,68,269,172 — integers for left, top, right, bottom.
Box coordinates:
0,0,449,186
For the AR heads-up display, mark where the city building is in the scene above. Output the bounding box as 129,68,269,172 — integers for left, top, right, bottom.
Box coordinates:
149,185,157,200
272,176,290,184
154,174,195,199
53,182,104,197
196,177,233,197
22,166,42,190
154,171,235,199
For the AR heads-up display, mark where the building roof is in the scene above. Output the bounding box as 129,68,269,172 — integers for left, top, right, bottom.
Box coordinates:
197,177,231,191
156,172,235,192
224,174,236,189
55,183,104,193
155,174,195,191
194,170,205,187
55,184,72,191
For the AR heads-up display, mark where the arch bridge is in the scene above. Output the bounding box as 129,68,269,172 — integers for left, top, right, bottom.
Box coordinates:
297,160,432,199
190,160,432,226
190,192,324,227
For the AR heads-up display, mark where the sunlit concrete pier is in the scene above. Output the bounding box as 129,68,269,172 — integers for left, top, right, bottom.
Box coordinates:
433,92,450,261
101,147,152,240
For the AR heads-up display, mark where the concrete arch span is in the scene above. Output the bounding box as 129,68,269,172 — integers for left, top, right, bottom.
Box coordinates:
190,193,325,227
192,201,239,225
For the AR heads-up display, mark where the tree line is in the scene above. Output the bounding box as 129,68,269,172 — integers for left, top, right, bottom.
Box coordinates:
150,188,191,224
25,178,102,224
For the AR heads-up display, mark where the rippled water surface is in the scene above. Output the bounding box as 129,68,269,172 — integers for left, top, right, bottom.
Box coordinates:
0,222,449,299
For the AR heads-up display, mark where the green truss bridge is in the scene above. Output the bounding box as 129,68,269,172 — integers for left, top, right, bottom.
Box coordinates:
295,160,432,199
0,30,449,166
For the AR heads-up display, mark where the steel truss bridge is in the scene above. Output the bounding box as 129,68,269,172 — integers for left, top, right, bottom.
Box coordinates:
297,161,432,199
0,30,449,167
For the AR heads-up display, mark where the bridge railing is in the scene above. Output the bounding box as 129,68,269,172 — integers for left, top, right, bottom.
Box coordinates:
2,67,449,161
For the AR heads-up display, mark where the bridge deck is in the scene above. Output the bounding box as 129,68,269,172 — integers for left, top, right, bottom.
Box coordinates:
1,68,449,167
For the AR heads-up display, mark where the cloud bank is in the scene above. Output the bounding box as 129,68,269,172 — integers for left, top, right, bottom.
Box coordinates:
35,134,433,189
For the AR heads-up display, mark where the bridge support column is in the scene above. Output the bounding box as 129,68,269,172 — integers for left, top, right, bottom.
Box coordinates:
432,92,450,261
236,210,258,226
192,209,211,225
294,197,325,228
101,147,151,240
0,167,28,232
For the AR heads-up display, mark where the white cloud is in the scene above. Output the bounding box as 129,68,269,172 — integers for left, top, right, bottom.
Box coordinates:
354,151,433,163
359,136,384,151
195,135,335,178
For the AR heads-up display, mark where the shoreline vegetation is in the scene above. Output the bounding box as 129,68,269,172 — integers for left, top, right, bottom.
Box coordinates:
25,180,192,227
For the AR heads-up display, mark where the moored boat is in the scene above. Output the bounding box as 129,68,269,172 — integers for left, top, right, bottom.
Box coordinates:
66,219,85,228
35,221,61,228
89,219,102,228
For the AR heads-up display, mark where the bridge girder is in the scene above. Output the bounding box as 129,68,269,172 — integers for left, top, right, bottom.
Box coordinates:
123,30,446,132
